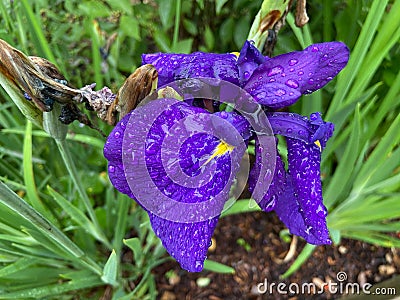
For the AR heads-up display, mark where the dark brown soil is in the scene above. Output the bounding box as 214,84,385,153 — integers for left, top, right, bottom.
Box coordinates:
153,212,400,300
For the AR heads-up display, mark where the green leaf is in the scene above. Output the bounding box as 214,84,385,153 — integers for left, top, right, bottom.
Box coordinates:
281,244,315,278
78,0,111,18
101,250,118,286
221,199,260,217
158,0,176,30
324,105,361,208
215,0,229,15
47,186,101,242
204,26,215,50
0,275,103,299
234,16,250,49
0,257,36,278
120,16,140,40
203,260,235,274
171,38,193,53
124,238,143,266
182,19,198,36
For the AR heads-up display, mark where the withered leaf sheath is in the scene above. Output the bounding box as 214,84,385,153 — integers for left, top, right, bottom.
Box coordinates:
106,64,158,125
0,39,81,112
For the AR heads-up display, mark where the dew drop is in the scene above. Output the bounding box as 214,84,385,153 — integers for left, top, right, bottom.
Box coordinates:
275,89,286,96
316,204,328,218
258,75,263,80
243,71,251,80
268,65,284,76
286,128,293,134
108,165,115,173
285,79,299,89
298,70,304,76
288,59,298,66
114,131,121,138
308,78,315,85
311,46,319,52
219,111,228,119
195,260,203,269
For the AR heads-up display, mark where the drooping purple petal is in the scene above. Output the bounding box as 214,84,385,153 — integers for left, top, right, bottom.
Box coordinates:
248,139,284,212
285,137,331,244
267,112,334,149
142,52,240,87
244,41,349,109
237,40,267,84
104,114,134,198
105,100,248,271
149,215,218,272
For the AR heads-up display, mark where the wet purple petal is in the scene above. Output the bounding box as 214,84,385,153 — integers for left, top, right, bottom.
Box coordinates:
244,42,349,109
149,215,218,272
249,139,284,212
285,137,331,244
248,82,302,109
237,41,267,84
267,112,334,148
105,100,249,271
104,115,133,198
142,52,239,87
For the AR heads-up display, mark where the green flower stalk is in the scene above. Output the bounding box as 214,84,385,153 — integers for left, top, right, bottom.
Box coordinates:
247,0,291,51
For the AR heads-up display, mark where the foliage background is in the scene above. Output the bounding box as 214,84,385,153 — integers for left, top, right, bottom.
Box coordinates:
0,0,399,298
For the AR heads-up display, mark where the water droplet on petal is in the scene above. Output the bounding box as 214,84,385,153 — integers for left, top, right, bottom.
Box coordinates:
108,165,115,173
220,111,228,119
268,65,284,76
243,71,251,80
195,260,203,269
298,70,304,76
315,205,327,218
308,78,315,85
311,46,319,52
275,89,286,96
114,131,121,138
286,128,293,134
285,79,299,89
288,59,298,66
258,75,263,80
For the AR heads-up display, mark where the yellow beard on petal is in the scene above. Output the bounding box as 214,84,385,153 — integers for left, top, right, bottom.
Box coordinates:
314,140,322,152
202,140,235,167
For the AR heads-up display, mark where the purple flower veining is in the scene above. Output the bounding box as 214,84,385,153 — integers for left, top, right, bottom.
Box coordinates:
104,41,349,272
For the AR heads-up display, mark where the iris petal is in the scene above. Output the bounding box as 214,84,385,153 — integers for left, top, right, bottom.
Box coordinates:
285,137,331,244
244,41,349,109
104,101,248,271
248,140,284,212
237,40,267,84
149,215,218,272
267,112,334,148
142,52,239,87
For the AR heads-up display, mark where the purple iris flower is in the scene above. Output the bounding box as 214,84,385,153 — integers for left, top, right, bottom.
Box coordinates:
104,41,349,272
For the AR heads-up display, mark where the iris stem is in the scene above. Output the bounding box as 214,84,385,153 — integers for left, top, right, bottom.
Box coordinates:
172,0,181,49
55,139,111,249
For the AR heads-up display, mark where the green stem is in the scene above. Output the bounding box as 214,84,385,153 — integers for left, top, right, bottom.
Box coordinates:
0,181,102,275
172,0,182,48
55,139,111,249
